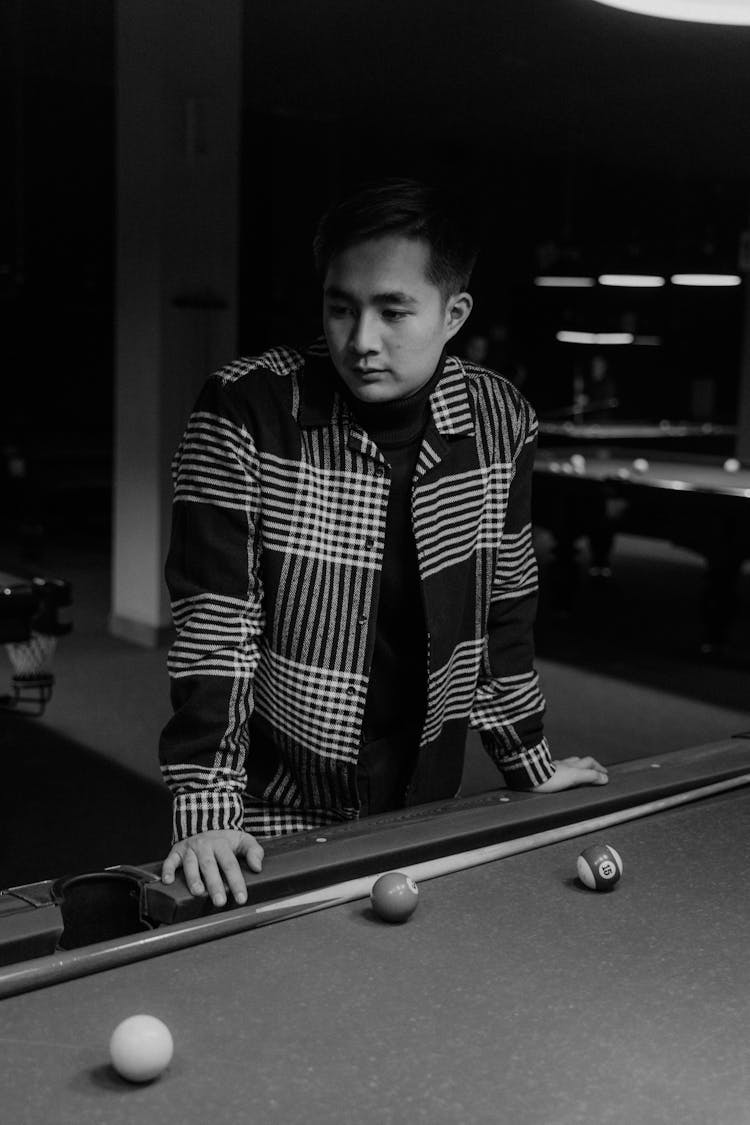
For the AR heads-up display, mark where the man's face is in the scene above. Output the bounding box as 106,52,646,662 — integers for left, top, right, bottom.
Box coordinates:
323,235,472,403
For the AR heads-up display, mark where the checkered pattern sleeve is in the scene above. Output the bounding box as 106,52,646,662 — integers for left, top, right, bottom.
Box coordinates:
470,401,555,789
159,373,264,841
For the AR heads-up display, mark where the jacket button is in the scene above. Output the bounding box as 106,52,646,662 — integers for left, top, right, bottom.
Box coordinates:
375,466,385,477
358,613,367,625
365,537,375,549
346,686,356,696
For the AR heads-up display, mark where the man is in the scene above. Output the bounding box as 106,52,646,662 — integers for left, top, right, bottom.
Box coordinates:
160,179,607,908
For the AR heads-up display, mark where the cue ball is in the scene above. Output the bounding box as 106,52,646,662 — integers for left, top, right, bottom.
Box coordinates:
370,871,419,923
577,844,623,892
570,453,586,472
723,458,741,473
109,1014,174,1083
632,458,649,473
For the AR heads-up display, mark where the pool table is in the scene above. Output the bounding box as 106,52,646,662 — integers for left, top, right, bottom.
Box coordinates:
538,420,737,455
0,569,72,715
1,737,749,1124
532,448,750,649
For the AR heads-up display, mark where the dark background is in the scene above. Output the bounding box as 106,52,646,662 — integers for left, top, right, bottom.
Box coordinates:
1,0,749,532
1,0,749,886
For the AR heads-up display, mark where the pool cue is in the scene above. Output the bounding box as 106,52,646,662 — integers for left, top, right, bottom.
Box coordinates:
1,772,748,999
255,772,750,911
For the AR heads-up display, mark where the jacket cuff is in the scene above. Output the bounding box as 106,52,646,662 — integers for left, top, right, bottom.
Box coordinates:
497,737,556,790
172,791,245,843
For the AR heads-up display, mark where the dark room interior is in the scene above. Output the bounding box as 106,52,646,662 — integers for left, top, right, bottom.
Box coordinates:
1,2,750,1117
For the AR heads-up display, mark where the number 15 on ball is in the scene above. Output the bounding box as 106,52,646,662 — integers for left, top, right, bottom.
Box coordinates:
577,844,623,892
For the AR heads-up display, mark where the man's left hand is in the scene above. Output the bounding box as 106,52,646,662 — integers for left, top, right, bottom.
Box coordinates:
534,756,609,792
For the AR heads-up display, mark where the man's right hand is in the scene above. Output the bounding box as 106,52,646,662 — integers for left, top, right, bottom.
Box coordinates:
161,829,264,908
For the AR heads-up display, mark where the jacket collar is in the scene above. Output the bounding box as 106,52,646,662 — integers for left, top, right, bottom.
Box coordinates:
429,355,475,438
298,340,475,439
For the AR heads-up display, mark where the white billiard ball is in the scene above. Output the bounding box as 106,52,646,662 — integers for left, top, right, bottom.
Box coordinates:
109,1015,174,1083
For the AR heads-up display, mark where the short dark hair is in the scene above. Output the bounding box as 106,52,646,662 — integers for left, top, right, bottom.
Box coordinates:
313,178,479,297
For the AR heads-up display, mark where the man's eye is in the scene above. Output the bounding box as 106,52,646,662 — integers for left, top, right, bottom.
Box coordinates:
382,309,408,321
326,305,351,318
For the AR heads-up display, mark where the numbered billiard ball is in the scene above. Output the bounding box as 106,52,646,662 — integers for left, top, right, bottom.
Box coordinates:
370,871,419,923
577,844,623,892
109,1014,174,1083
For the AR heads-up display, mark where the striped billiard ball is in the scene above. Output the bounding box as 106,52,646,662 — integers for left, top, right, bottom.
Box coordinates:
577,844,623,891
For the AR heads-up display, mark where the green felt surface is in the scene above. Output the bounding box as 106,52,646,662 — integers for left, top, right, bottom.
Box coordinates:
1,783,748,1125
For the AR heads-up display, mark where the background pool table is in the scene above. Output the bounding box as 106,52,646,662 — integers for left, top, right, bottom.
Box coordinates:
0,569,72,715
538,419,737,455
532,448,750,649
1,738,748,1124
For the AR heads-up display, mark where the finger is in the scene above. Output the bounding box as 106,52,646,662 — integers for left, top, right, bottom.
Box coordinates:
161,847,184,884
182,847,206,897
578,756,607,773
558,756,608,774
214,844,248,905
238,835,264,874
576,766,609,785
194,847,230,908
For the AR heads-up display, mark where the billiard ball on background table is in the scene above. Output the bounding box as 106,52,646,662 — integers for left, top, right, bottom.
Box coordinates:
109,1014,174,1083
632,458,649,473
723,458,741,473
370,871,420,923
576,844,623,892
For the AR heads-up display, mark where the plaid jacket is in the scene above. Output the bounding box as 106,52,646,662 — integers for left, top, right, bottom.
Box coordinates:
160,341,554,841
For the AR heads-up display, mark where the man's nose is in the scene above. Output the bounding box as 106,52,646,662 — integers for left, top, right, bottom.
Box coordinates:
349,311,379,354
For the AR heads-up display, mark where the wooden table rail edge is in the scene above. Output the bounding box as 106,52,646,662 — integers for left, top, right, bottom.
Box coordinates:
1,772,748,1001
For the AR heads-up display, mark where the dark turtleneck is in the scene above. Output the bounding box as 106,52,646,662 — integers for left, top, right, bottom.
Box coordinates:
338,360,444,813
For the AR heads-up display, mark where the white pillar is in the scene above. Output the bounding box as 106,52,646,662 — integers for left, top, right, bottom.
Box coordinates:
111,0,242,645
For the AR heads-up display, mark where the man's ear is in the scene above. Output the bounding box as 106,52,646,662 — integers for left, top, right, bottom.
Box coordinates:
444,292,474,340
